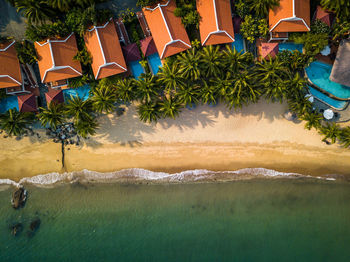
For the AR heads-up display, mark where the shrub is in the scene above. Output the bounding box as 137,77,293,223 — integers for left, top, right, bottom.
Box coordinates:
290,32,328,56
15,41,38,65
240,15,269,43
311,19,330,34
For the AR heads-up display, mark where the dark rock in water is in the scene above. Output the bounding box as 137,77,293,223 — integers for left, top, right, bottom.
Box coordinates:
30,219,41,232
10,223,23,236
11,187,27,209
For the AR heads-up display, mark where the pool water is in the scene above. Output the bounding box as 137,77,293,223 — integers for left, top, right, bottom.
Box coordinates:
147,53,162,74
0,96,19,113
279,42,303,53
63,85,91,102
308,86,348,110
129,60,144,80
231,33,245,53
305,61,350,100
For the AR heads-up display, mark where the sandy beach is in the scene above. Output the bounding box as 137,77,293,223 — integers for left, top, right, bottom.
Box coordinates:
0,100,350,181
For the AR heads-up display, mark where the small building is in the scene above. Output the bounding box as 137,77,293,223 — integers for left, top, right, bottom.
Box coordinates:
17,93,37,112
314,5,334,27
143,0,191,59
35,33,83,89
196,0,234,46
269,0,310,41
45,89,64,105
0,41,23,93
84,19,127,80
330,39,350,87
257,41,279,60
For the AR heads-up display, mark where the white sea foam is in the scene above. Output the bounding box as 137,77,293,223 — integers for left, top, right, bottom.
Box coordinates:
0,168,337,187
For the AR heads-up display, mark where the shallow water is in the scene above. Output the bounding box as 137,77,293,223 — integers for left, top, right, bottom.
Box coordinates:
1,179,350,261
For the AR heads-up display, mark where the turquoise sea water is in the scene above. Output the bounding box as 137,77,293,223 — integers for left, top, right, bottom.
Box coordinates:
1,178,350,261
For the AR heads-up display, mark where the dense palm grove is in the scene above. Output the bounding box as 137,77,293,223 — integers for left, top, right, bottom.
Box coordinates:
0,0,350,148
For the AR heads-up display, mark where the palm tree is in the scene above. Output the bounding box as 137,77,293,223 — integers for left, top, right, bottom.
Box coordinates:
65,96,93,123
114,79,135,102
301,111,323,130
137,102,161,123
247,0,280,18
321,0,350,20
16,0,54,24
285,73,306,99
157,63,186,94
319,122,342,144
222,45,253,74
159,97,182,119
175,84,200,107
200,81,218,106
339,127,350,148
75,117,99,138
210,74,233,102
226,71,258,108
255,58,289,86
263,78,287,103
50,0,71,12
0,109,34,137
200,45,223,78
134,74,159,103
90,85,117,114
287,92,313,117
37,102,65,130
177,48,201,81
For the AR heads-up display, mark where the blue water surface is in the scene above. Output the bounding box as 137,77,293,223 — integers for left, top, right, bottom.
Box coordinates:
305,61,350,100
231,33,245,53
308,86,348,110
147,53,162,75
129,60,144,80
279,42,303,53
0,96,19,113
63,85,91,102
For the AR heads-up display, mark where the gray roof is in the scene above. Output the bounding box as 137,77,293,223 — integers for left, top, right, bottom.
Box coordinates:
330,39,350,87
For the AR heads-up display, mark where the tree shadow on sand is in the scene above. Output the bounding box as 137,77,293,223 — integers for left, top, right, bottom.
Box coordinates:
158,104,217,131
90,105,156,147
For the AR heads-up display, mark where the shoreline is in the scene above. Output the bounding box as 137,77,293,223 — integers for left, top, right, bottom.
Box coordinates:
1,101,350,182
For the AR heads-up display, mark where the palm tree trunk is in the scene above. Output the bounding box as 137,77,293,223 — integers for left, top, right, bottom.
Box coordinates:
61,140,65,168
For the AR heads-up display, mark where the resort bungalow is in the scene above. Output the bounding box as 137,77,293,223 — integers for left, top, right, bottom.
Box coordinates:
35,33,82,89
269,0,310,41
0,41,24,94
196,0,235,46
84,19,127,80
142,0,191,59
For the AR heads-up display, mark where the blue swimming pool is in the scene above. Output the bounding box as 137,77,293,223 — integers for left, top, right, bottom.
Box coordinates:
147,53,162,75
63,85,91,102
305,61,350,100
308,86,348,110
129,60,144,80
231,33,245,53
0,95,19,113
279,42,303,53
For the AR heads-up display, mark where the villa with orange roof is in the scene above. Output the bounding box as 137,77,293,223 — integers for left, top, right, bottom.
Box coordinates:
196,0,234,46
84,19,127,80
142,0,191,59
35,33,82,89
269,0,310,41
0,41,24,93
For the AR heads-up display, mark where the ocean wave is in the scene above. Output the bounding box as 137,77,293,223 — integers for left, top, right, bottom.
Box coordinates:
0,167,338,187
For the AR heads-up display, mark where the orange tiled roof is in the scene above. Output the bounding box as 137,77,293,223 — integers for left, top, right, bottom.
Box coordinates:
84,19,127,80
35,33,82,84
143,0,191,59
269,0,310,33
0,41,22,89
197,0,234,46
